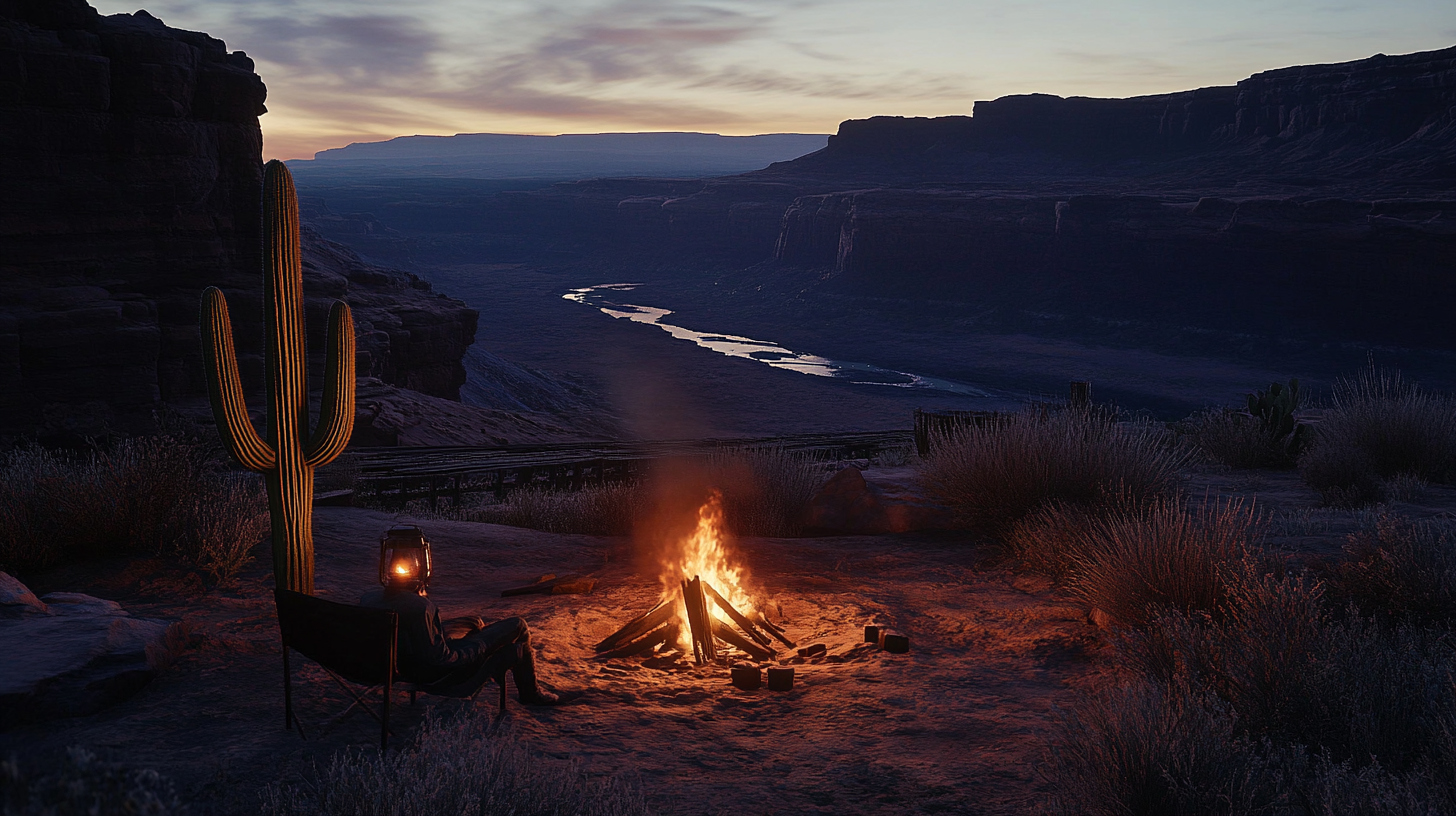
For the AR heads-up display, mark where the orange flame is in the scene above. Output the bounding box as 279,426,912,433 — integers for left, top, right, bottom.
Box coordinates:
658,490,756,649
393,561,413,577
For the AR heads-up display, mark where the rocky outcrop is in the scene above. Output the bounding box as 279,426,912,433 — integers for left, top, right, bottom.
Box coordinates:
0,1,485,443
774,190,1456,347
0,0,265,442
784,46,1456,186
0,573,183,729
299,229,475,400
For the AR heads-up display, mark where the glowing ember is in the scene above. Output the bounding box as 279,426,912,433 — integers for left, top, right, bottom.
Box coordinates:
658,490,756,648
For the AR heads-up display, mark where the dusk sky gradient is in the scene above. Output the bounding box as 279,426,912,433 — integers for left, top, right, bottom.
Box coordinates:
93,0,1456,161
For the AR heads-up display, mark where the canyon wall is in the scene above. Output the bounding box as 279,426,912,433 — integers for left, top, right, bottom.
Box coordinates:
0,0,476,443
775,192,1456,347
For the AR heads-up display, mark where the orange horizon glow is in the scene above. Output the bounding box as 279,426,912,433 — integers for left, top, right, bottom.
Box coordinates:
86,0,1456,163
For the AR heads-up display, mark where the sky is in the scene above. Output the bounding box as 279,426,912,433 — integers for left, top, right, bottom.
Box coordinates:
93,0,1456,161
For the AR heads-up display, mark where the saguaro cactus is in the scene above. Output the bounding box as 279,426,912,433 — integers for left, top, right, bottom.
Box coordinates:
200,160,355,594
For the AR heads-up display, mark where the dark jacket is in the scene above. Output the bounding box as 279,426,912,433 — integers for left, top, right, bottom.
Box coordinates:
359,587,496,683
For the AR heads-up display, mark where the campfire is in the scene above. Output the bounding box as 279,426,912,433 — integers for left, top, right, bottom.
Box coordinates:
596,491,795,662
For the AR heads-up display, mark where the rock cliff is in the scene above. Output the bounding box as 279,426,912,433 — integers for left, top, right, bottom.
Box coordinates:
0,0,479,443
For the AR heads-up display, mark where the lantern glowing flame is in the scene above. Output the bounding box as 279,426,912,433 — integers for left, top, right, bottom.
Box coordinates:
658,490,756,649
393,561,413,577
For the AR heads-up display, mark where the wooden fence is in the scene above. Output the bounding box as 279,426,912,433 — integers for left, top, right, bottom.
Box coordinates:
344,430,915,510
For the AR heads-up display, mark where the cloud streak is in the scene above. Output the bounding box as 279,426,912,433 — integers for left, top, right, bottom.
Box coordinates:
91,0,1456,159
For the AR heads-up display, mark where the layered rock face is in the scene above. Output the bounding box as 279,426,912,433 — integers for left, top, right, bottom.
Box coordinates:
0,0,478,442
790,46,1456,183
777,192,1456,346
760,46,1456,347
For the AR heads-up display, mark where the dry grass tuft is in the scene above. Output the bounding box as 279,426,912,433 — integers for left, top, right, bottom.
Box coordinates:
706,447,825,537
1300,363,1456,506
459,482,646,536
260,714,651,816
1183,408,1298,470
919,410,1188,536
1012,497,1263,628
1331,515,1456,623
1049,565,1456,814
1,746,184,816
1041,678,1286,816
0,436,267,582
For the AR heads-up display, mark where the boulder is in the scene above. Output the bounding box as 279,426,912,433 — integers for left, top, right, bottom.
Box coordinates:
0,574,182,729
0,572,47,617
803,466,894,535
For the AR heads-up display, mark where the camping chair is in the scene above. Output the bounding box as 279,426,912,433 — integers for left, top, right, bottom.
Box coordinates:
274,588,516,749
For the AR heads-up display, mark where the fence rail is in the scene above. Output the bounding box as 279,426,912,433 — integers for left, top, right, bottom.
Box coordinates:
342,430,915,509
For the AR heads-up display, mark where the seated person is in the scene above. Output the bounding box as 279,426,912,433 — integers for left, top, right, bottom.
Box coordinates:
360,529,576,706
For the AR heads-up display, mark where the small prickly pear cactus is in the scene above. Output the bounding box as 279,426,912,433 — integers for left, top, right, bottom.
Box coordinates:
1246,378,1309,458
200,160,354,594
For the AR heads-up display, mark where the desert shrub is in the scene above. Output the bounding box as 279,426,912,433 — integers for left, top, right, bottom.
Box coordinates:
1116,574,1456,763
104,435,215,553
1184,408,1298,470
1382,472,1431,504
1302,752,1451,816
1041,678,1287,816
260,714,650,816
919,410,1188,535
872,445,912,467
462,482,646,535
706,447,824,537
0,746,184,816
1332,515,1456,623
1051,563,1456,813
0,436,267,580
1299,439,1385,507
1300,364,1456,506
1013,497,1262,628
0,446,113,570
169,473,269,584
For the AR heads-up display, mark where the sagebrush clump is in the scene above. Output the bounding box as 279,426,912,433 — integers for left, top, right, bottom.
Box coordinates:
919,409,1188,535
1011,497,1262,628
1300,363,1456,506
457,482,646,536
0,436,267,582
706,447,824,537
260,715,651,816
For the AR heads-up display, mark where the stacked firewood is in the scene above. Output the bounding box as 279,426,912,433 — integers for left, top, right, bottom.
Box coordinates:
595,576,794,663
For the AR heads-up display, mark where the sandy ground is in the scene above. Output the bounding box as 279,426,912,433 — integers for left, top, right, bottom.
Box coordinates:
8,467,1456,815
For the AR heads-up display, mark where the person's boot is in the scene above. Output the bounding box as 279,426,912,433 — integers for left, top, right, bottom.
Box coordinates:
512,643,582,706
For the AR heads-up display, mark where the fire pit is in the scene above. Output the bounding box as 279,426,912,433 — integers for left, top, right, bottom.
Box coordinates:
595,492,795,663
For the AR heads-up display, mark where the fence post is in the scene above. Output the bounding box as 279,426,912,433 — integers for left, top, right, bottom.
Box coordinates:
1070,381,1092,410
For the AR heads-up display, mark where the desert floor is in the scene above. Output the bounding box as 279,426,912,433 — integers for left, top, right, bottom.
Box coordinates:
8,467,1456,815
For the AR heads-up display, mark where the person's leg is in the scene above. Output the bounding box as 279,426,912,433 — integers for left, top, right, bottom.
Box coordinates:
451,617,576,705
442,615,486,639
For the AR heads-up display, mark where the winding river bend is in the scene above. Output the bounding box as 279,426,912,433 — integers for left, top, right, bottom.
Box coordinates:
563,283,991,396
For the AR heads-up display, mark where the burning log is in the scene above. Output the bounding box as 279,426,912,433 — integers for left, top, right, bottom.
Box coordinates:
751,612,797,649
702,582,772,648
682,577,718,665
597,623,679,659
594,599,676,653
710,619,775,661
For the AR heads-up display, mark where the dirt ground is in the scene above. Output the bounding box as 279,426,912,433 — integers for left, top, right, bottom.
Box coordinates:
6,467,1456,815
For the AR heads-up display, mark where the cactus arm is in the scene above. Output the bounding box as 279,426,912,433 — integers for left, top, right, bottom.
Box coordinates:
304,300,356,467
199,286,277,471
